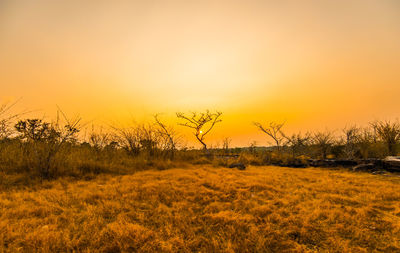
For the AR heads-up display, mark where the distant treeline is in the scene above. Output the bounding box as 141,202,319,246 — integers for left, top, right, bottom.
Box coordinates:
0,102,399,180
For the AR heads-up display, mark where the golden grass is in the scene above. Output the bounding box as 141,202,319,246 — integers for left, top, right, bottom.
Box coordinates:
1,166,400,252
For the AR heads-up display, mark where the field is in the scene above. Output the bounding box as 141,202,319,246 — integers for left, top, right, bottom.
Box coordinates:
1,165,400,252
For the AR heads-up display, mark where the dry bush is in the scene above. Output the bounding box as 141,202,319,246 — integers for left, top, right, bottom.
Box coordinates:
154,114,181,159
371,120,400,156
345,126,386,159
356,128,375,159
113,125,141,156
342,125,360,159
113,123,163,158
221,137,232,153
312,130,335,159
14,116,80,178
88,126,113,151
284,132,311,158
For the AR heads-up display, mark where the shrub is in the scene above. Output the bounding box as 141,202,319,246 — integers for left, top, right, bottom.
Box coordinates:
14,118,80,178
371,120,400,156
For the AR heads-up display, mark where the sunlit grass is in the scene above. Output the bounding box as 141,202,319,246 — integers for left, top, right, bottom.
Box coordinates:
1,165,400,252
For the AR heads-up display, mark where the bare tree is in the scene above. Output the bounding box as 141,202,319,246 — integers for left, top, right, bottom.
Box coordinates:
249,141,257,154
253,121,286,151
112,121,163,157
138,123,161,156
312,130,335,159
222,137,231,153
88,125,111,150
284,132,311,158
357,127,374,159
176,110,222,150
113,126,141,156
154,114,180,159
342,125,360,159
370,120,400,156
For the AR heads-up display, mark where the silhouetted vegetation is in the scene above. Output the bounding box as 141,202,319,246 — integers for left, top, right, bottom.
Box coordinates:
0,103,399,182
254,121,286,151
176,110,222,150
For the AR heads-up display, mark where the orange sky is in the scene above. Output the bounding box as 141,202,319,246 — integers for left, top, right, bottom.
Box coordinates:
1,0,399,147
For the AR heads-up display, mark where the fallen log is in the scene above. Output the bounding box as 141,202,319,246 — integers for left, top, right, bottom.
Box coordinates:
308,159,358,168
383,156,400,171
352,163,375,172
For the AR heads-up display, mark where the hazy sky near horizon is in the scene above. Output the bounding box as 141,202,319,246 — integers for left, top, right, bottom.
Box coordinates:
1,0,399,146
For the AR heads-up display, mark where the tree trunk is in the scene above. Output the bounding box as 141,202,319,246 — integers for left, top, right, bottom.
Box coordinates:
196,135,207,150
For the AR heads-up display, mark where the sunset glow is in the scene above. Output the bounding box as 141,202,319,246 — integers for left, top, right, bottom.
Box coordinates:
1,0,399,147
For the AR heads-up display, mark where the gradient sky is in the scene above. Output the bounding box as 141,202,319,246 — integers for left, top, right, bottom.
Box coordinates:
1,0,399,147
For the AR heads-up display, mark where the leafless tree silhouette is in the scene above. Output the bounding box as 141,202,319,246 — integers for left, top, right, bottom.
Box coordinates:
370,120,400,156
154,114,180,159
253,121,286,151
176,110,222,150
357,128,375,159
312,130,335,159
89,125,111,150
284,132,311,158
342,125,360,159
222,137,231,153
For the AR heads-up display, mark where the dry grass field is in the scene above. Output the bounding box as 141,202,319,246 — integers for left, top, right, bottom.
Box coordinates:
1,165,400,252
